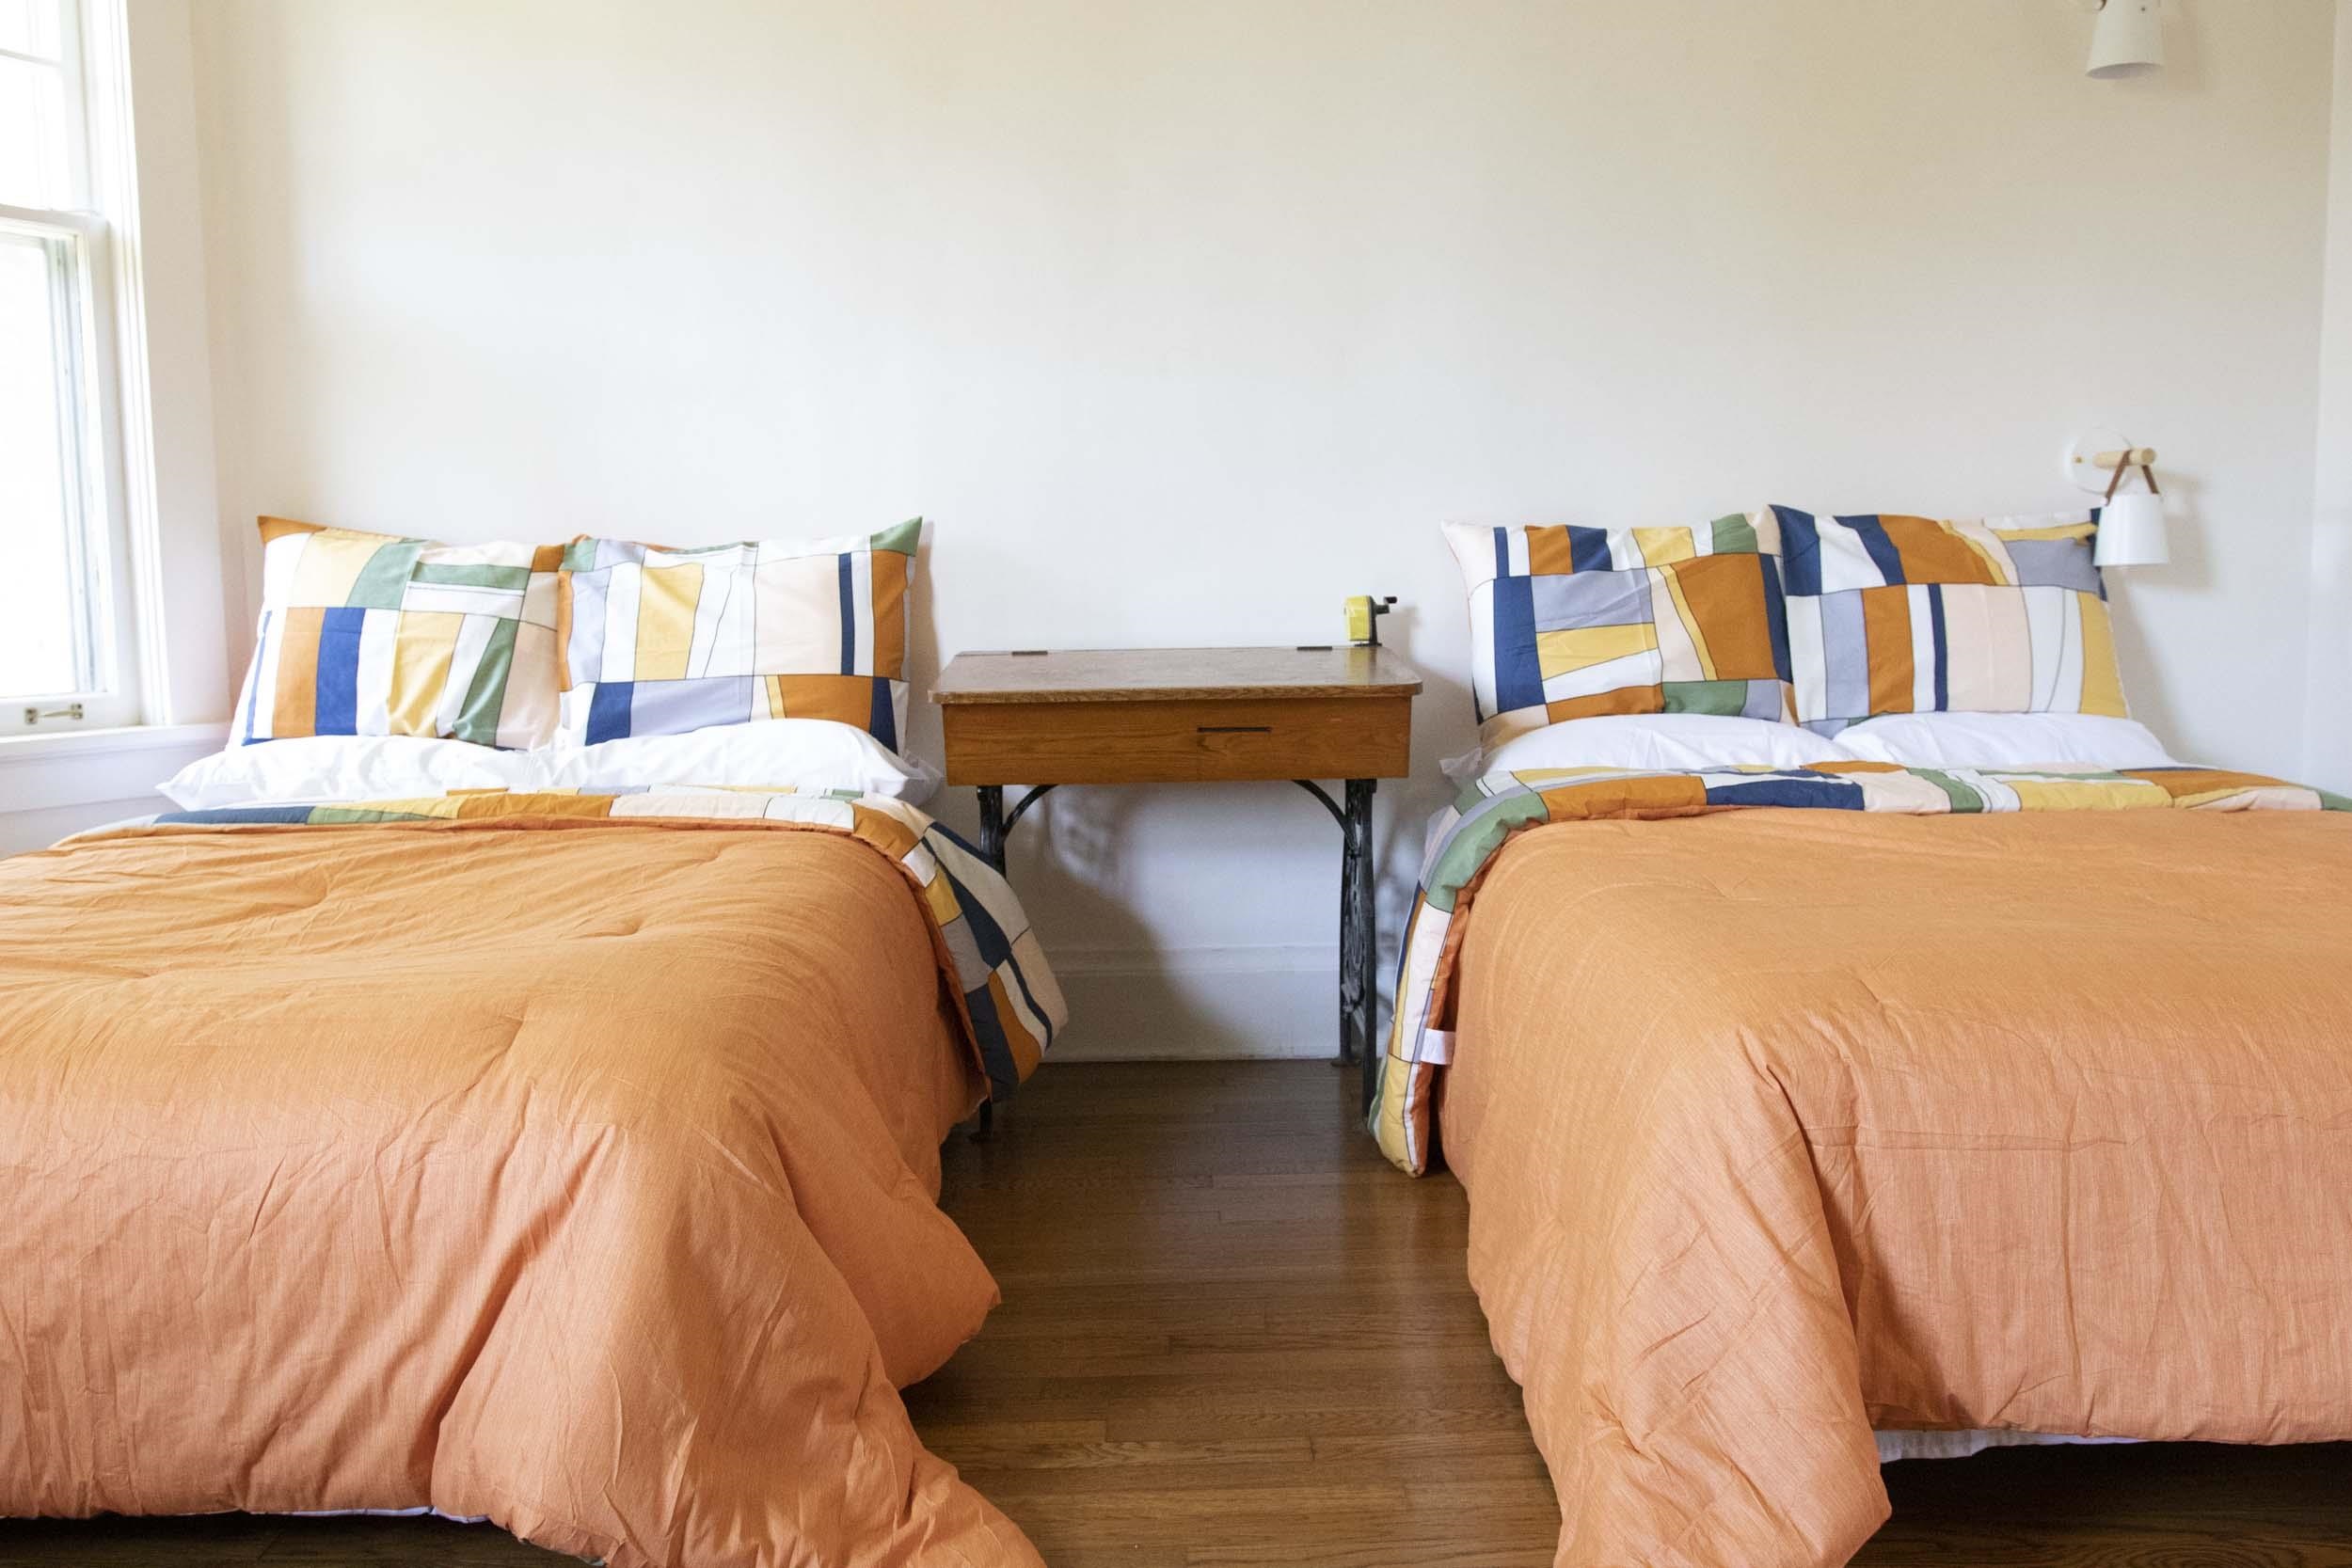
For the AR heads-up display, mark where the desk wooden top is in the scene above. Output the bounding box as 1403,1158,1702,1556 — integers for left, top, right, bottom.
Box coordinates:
931,646,1422,705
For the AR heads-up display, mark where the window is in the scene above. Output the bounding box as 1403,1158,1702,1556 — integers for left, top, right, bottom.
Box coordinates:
1,0,138,731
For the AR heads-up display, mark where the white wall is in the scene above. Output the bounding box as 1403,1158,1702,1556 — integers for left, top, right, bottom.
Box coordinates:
179,0,2341,1054
2312,0,2352,793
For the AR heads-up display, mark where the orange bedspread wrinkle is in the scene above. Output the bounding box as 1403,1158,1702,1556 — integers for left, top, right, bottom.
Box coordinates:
0,822,1043,1568
1440,811,2352,1568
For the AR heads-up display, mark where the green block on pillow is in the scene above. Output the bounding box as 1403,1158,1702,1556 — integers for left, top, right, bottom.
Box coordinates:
344,539,425,610
1661,680,1748,716
1708,514,1759,555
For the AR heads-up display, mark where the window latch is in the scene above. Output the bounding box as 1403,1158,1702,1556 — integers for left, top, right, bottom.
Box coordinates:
22,703,85,726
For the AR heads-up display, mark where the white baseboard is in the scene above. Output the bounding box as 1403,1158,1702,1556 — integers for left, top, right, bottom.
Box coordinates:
1048,943,1354,1061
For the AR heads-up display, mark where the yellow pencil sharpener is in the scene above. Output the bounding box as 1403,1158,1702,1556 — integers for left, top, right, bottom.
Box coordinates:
1344,595,1396,646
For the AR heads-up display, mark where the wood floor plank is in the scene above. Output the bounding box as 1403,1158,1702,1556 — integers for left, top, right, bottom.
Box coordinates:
930,1437,1315,1473
1189,1544,1556,1568
8,1060,2351,1566
1104,1405,1541,1443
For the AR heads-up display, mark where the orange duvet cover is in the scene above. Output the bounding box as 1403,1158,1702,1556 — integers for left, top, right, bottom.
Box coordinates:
0,813,1047,1567
1439,810,2352,1568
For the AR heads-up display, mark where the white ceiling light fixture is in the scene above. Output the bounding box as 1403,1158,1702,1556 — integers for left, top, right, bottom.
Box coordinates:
2088,0,2164,80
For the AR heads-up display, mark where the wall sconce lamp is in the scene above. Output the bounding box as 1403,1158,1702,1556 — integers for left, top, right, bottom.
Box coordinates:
2092,448,2170,568
2065,431,2169,567
2088,0,2164,80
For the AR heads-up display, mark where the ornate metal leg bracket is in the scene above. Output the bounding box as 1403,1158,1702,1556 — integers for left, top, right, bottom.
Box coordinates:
1345,779,1376,1116
977,784,1056,876
977,785,1009,873
1295,779,1379,1113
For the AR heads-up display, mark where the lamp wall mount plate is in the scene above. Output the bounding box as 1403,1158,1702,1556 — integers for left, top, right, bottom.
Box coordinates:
2063,428,2137,494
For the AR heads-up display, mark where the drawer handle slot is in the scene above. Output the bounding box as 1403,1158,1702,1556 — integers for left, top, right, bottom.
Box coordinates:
1198,724,1273,735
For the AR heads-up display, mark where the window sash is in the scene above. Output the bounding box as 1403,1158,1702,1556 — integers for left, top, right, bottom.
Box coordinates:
0,198,135,726
1,0,142,733
0,0,88,215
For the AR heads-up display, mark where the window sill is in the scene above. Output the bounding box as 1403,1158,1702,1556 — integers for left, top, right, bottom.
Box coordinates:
0,720,228,764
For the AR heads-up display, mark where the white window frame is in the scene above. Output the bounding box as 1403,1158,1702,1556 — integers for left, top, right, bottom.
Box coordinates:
3,0,154,736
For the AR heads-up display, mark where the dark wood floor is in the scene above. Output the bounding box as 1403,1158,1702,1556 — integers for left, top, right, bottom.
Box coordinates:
5,1060,2349,1566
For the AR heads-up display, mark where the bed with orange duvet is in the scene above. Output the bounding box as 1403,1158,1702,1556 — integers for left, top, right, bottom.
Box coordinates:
0,786,1065,1568
1371,762,2352,1568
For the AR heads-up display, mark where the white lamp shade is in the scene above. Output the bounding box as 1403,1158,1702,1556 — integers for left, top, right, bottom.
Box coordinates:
2094,493,2169,567
2088,0,2164,79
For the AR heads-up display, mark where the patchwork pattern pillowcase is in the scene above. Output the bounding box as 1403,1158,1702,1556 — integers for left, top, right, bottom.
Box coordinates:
1445,515,1794,751
554,520,918,751
234,517,563,749
1774,506,2125,736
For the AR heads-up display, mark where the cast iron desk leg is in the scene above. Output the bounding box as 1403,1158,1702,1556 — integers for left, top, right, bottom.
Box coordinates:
972,784,1007,1139
1294,779,1379,1116
1342,779,1376,1117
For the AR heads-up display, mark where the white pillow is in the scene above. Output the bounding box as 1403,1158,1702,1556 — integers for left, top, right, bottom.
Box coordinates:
545,721,939,803
1445,714,1856,782
1834,713,2178,770
163,735,544,810
164,720,940,810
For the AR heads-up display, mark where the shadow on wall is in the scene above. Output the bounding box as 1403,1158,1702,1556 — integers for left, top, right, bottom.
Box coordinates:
2103,475,2204,761
907,528,1279,1060
1375,596,1476,989
905,531,945,753
1006,787,1242,1060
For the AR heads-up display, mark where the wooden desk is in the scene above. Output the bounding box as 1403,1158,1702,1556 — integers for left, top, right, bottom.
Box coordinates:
933,645,1421,1112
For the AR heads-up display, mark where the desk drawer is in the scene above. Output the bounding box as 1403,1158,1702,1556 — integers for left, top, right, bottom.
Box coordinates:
942,695,1411,784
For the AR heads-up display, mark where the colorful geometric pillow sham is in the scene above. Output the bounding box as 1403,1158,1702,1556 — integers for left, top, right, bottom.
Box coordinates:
1445,515,1794,751
233,517,563,749
1773,506,2125,736
554,520,918,751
